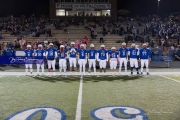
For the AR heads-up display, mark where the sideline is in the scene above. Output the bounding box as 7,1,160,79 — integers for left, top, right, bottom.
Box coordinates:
158,75,180,83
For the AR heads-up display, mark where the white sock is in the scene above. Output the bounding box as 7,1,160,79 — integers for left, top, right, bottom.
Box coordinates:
80,67,82,74
141,68,143,73
60,67,62,73
42,68,44,74
83,67,85,74
26,69,28,74
94,67,96,73
125,66,127,73
37,67,40,74
146,68,149,73
63,68,66,74
119,66,122,73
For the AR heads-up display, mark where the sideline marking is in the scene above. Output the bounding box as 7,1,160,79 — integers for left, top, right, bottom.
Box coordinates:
75,76,83,120
158,75,180,83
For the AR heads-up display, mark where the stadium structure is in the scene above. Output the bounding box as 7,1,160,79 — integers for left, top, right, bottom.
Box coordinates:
50,0,117,20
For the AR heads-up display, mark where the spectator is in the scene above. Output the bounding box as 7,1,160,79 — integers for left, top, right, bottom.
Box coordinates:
100,36,104,43
0,34,2,39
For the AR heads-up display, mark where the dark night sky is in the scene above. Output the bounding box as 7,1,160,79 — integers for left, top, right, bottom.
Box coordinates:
0,0,179,17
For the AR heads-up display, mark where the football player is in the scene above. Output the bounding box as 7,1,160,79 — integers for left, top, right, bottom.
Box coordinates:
68,42,78,72
128,43,139,75
46,43,57,76
78,44,87,75
58,45,67,77
108,47,119,76
97,45,108,74
24,45,34,75
35,44,45,76
119,42,129,74
139,43,151,75
87,44,97,74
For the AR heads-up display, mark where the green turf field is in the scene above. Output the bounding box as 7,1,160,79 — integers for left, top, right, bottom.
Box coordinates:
0,75,179,120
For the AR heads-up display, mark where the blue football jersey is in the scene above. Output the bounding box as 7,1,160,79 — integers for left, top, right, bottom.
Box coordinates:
98,49,108,60
88,50,97,59
119,48,128,58
4,48,13,56
36,50,45,60
46,48,57,59
57,50,67,59
129,48,139,59
24,49,34,57
139,48,151,59
78,49,87,59
69,47,77,58
109,51,118,58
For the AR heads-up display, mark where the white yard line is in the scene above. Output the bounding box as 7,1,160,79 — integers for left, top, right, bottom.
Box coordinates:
158,75,180,83
75,76,83,120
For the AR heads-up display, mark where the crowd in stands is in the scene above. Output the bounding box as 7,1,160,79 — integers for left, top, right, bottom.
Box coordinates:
0,15,35,36
1,15,180,60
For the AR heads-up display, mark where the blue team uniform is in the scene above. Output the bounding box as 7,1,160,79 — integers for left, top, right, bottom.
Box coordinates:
24,49,34,57
46,48,57,60
69,47,77,58
109,51,118,59
119,48,128,58
78,49,87,59
36,50,45,60
57,50,67,59
88,50,97,59
139,48,151,59
98,49,108,60
4,48,15,56
129,48,139,58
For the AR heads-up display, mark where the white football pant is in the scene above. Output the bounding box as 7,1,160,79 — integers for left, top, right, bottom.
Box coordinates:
79,59,86,74
130,58,138,68
110,60,117,70
69,58,77,67
25,64,33,74
99,60,107,69
119,58,127,73
59,59,67,74
48,60,55,71
89,59,96,73
141,59,149,73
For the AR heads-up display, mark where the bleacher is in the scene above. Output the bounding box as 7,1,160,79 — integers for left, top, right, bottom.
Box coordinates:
0,23,143,50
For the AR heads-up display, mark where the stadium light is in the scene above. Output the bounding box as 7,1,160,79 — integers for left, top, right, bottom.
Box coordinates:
158,0,161,15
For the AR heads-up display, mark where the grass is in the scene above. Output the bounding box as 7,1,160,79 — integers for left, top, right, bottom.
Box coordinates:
0,75,179,120
0,76,80,120
82,75,180,120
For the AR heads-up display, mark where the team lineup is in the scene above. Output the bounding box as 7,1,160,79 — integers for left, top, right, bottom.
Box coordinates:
24,42,151,77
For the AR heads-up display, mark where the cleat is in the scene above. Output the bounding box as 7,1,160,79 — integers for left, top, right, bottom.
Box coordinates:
131,72,133,75
147,72,150,75
140,72,143,75
137,72,139,75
